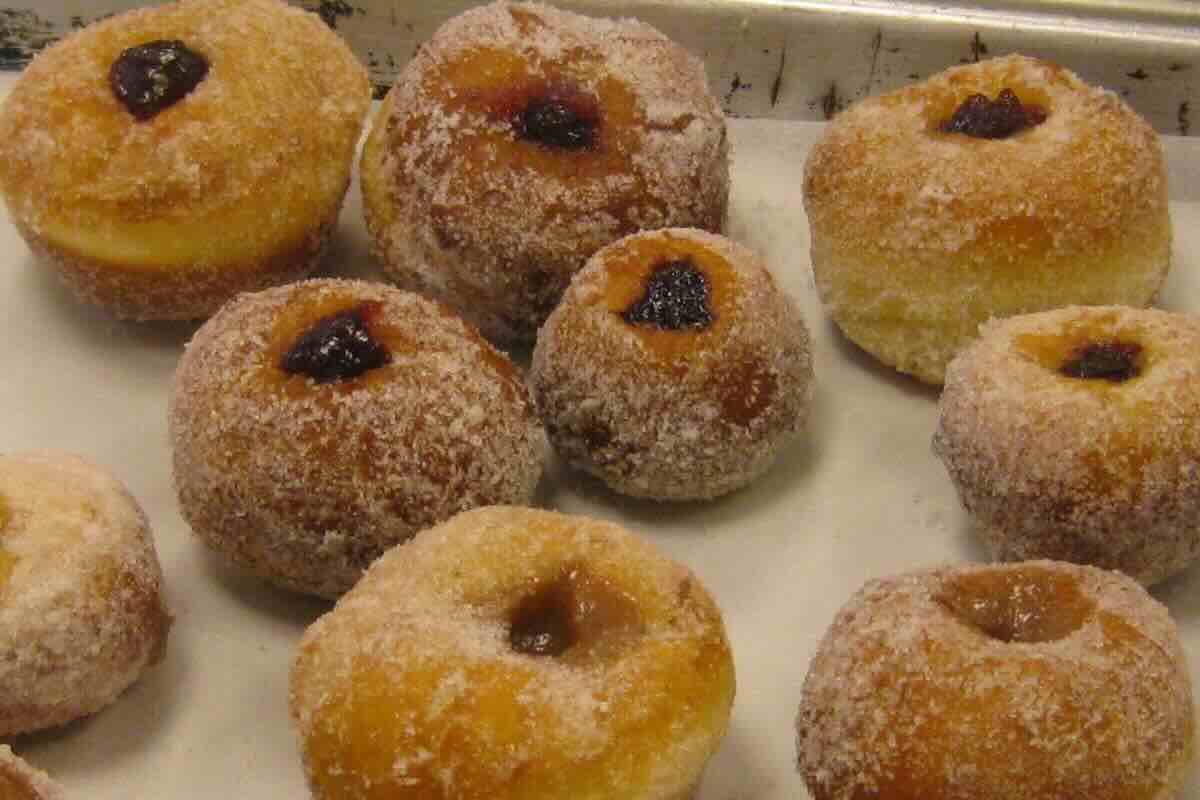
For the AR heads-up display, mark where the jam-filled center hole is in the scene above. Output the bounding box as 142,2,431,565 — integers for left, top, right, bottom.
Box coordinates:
1060,340,1142,382
620,259,714,331
109,39,209,121
936,567,1094,643
507,564,643,663
939,88,1047,139
515,90,600,150
280,302,391,384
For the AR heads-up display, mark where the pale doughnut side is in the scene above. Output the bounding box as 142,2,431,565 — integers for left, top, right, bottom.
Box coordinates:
0,747,66,800
804,54,1170,384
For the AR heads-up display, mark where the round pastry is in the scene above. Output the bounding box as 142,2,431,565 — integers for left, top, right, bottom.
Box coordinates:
804,54,1170,384
0,0,371,320
530,228,813,500
796,560,1195,800
361,0,729,345
291,505,735,800
0,747,65,800
0,451,171,737
169,279,546,598
934,305,1200,585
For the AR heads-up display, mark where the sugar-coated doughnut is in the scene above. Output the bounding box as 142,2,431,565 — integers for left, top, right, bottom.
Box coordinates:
796,560,1195,800
361,0,729,345
0,747,65,800
0,0,370,320
530,228,813,500
170,279,546,598
804,54,1170,384
290,506,735,800
934,305,1200,585
0,451,170,737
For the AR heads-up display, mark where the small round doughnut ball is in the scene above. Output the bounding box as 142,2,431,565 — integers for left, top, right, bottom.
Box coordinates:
0,451,171,737
796,561,1195,800
0,0,371,320
169,279,546,599
934,305,1200,585
290,506,735,800
804,54,1170,384
530,229,813,501
361,0,729,345
0,747,65,800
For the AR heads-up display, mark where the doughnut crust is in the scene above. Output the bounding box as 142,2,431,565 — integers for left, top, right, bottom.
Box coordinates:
934,305,1200,585
804,54,1170,384
0,747,65,800
0,451,171,737
0,0,370,320
530,228,814,500
796,561,1195,800
361,1,729,344
169,279,546,598
290,506,736,800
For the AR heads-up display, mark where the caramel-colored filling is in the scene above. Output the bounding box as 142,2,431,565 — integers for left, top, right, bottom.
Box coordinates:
936,566,1094,643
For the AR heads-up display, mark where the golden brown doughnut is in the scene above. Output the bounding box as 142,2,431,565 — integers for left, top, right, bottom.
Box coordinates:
796,560,1195,800
530,228,814,500
290,506,736,800
361,0,729,345
169,279,546,598
804,54,1170,384
0,0,370,320
0,747,65,800
934,305,1200,585
0,451,170,737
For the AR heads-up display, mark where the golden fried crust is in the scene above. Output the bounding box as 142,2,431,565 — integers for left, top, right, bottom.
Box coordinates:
291,506,736,800
0,0,370,319
804,54,1170,384
0,748,66,800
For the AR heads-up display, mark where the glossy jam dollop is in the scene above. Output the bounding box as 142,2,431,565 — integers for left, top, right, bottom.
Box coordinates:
621,260,714,330
939,88,1047,139
110,40,209,121
1060,340,1142,382
280,303,391,384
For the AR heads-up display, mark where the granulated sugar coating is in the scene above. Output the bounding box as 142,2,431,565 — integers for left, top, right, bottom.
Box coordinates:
934,305,1200,585
0,0,370,320
169,280,546,599
0,451,171,738
361,0,729,345
0,747,66,800
804,54,1170,384
796,561,1195,800
290,506,735,800
530,228,813,501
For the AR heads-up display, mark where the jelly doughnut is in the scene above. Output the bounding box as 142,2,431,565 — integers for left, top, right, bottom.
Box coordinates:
934,305,1200,585
0,748,65,800
361,0,729,344
804,54,1170,384
291,506,735,800
169,279,546,598
796,560,1195,800
0,451,170,736
530,228,814,500
0,0,371,320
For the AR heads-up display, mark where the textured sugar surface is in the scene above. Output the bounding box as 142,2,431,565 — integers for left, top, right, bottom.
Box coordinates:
795,561,1194,800
935,306,1200,585
0,746,66,800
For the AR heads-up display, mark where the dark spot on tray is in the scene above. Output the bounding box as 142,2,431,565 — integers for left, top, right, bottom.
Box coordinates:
1126,68,1149,80
0,8,57,70
303,0,362,30
1168,63,1189,72
1179,101,1191,136
371,83,390,100
819,82,843,120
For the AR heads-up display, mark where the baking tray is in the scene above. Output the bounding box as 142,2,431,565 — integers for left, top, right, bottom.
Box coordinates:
3,28,1200,800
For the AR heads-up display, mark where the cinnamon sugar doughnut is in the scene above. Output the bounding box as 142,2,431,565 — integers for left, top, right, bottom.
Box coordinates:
169,279,546,598
796,561,1195,800
290,506,735,800
934,305,1200,585
530,228,813,500
0,451,170,737
0,747,65,800
0,0,370,320
804,54,1170,384
361,0,729,345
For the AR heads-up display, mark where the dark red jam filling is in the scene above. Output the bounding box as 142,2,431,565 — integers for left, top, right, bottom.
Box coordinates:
508,579,578,657
621,259,714,330
939,88,1047,139
1060,340,1142,382
110,40,209,121
515,95,599,150
280,302,391,384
